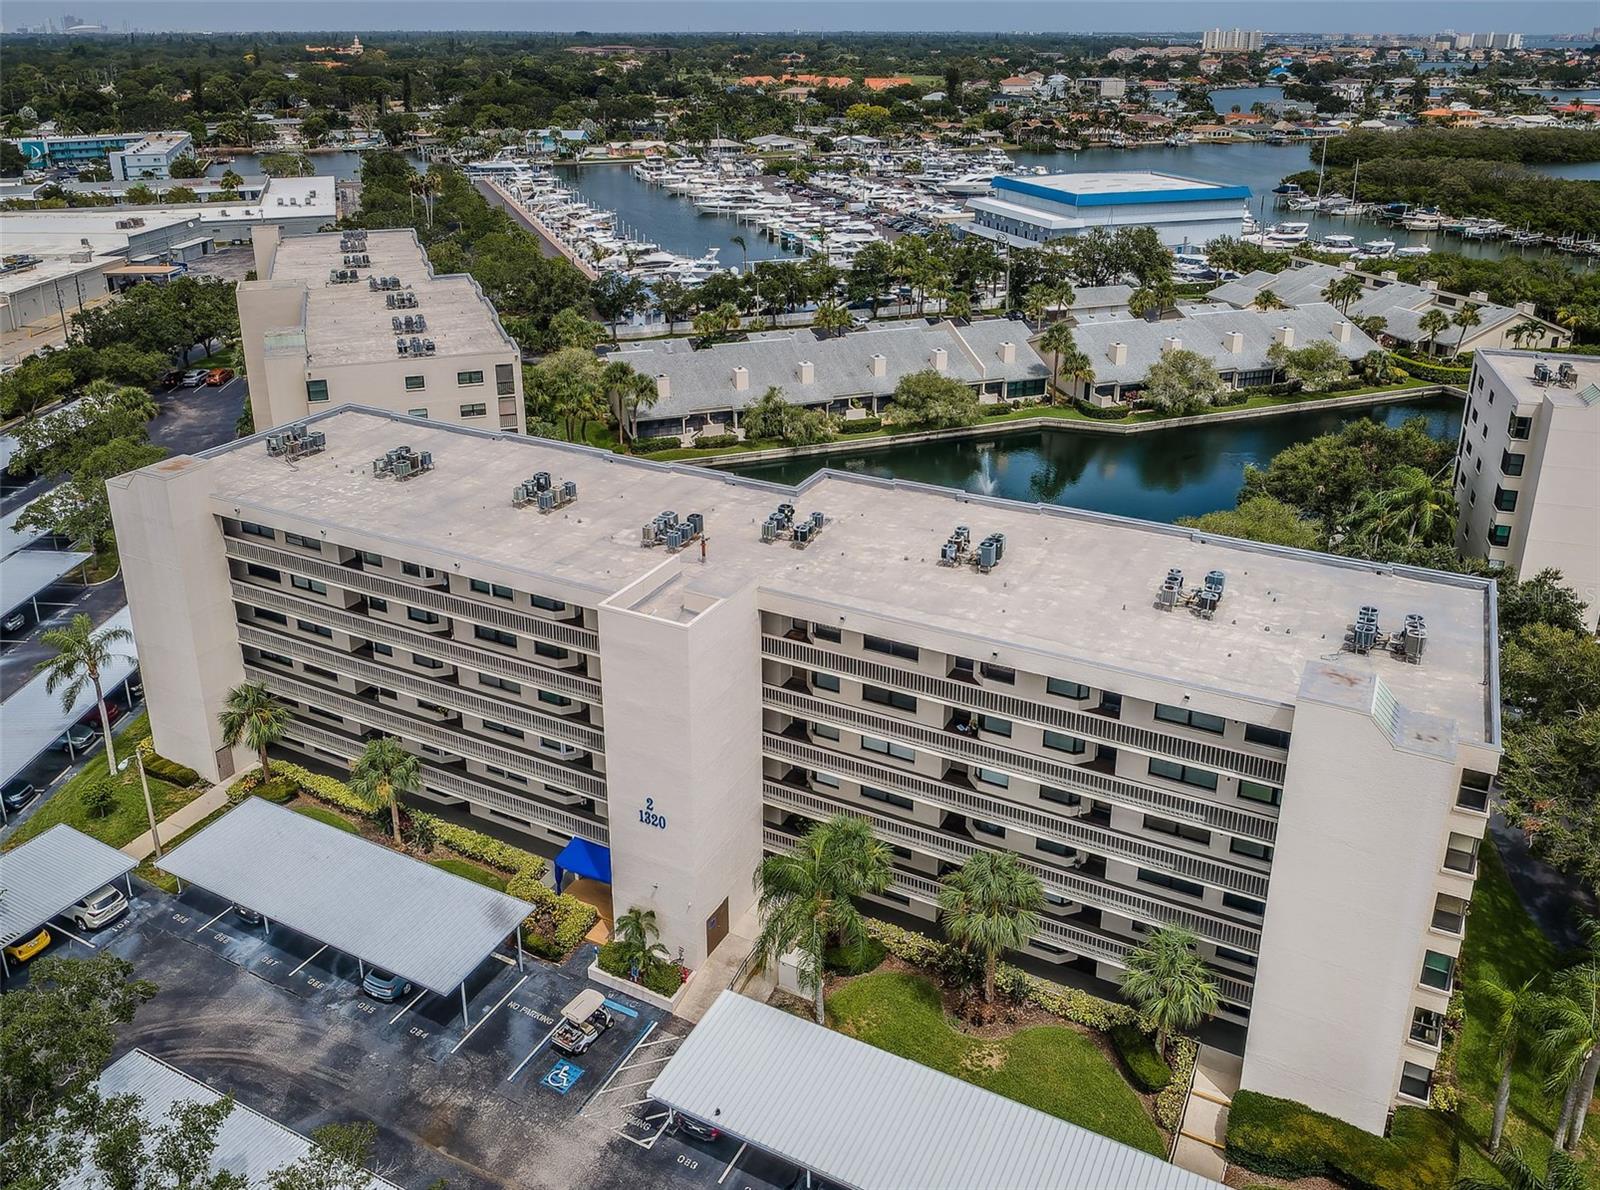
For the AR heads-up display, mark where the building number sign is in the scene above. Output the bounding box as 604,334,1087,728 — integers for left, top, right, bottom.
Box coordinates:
638,797,668,830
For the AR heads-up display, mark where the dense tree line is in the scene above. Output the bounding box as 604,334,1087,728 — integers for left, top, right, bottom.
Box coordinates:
1322,129,1600,168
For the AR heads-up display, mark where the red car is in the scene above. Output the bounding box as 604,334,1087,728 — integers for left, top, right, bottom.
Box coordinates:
206,367,236,386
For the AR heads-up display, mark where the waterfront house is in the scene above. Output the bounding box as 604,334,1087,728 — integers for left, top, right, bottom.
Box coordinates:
607,319,1049,439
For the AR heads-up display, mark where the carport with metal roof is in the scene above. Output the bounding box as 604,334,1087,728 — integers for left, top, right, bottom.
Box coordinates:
650,991,1227,1190
0,824,136,976
157,796,533,1023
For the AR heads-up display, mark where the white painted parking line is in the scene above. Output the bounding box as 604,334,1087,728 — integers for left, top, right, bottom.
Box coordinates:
388,988,427,1026
287,944,327,976
51,923,96,948
450,974,527,1054
632,1034,683,1049
615,1115,670,1150
718,1142,749,1185
586,1020,656,1102
194,907,233,934
506,1022,561,1081
601,1075,661,1095
616,1052,674,1071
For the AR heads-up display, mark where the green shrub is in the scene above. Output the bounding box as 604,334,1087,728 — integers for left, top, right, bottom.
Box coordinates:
1387,353,1470,384
596,939,629,977
403,808,439,853
630,435,681,453
250,776,298,804
640,961,684,997
265,760,376,819
825,936,886,975
1156,1037,1198,1130
1224,1090,1457,1190
506,870,597,961
1110,1023,1173,1092
81,779,116,819
983,402,1015,416
432,820,547,879
837,416,883,433
692,433,740,449
141,752,200,786
1071,399,1133,421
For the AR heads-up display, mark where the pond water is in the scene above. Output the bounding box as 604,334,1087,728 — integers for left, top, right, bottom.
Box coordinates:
729,396,1462,525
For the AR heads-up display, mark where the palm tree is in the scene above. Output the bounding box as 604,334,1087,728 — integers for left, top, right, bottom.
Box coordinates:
1417,308,1451,356
1129,281,1175,322
1350,464,1455,547
1038,321,1080,402
730,234,748,273
1022,286,1050,329
614,906,670,978
620,371,660,443
1453,1146,1590,1190
1450,302,1483,359
1539,924,1599,1151
36,614,133,772
1251,288,1288,311
813,300,852,338
1554,304,1600,345
945,290,973,321
937,852,1044,1005
1119,926,1219,1056
1476,975,1542,1153
753,815,892,1023
349,735,421,847
1507,317,1547,349
1320,274,1364,313
218,681,291,780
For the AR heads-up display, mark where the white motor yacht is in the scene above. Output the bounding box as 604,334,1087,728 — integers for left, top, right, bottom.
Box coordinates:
942,171,998,196
1357,239,1397,259
1314,234,1359,256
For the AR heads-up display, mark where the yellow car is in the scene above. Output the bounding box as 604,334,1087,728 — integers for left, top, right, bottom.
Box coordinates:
4,927,52,964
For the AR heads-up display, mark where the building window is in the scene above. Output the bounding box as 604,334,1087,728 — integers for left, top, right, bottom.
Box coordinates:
1456,770,1492,813
478,673,522,694
1154,704,1227,734
408,408,429,418
978,714,1012,737
1493,486,1518,513
457,370,484,387
863,635,919,661
1398,1062,1434,1102
407,607,441,625
256,649,292,667
411,653,444,669
401,562,422,577
1222,892,1265,917
253,608,288,626
1137,868,1204,898
371,642,393,656
1043,730,1086,754
972,820,1005,837
1244,723,1291,750
1216,945,1258,969
367,596,388,612
862,684,916,712
1036,838,1075,858
290,575,327,595
475,624,518,648
812,771,841,789
282,532,321,551
812,622,842,642
1143,814,1211,845
1230,838,1273,861
974,767,1010,788
1148,758,1219,791
535,641,568,660
240,521,274,539
1046,677,1090,700
306,379,329,403
1500,451,1525,477
470,579,514,600
1506,412,1531,440
1443,832,1480,874
811,723,841,741
360,550,383,566
861,735,915,762
532,594,567,612
538,689,573,708
481,720,524,739
496,362,515,396
405,375,426,391
812,672,841,692
459,402,487,418
1432,893,1468,935
302,664,338,682
980,662,1015,685
1238,780,1282,807
1487,524,1512,548
296,619,332,639
1040,786,1081,808
861,786,914,811
245,563,280,582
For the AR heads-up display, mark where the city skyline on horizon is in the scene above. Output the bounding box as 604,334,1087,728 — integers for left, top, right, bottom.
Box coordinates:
4,1,1596,37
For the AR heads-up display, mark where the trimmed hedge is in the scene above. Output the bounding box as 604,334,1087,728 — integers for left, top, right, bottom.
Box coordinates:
1155,1037,1197,1131
1110,1023,1173,1092
140,750,201,787
837,416,883,433
433,820,548,879
692,433,740,449
1224,1090,1457,1190
1071,399,1134,421
630,435,682,453
261,759,374,818
251,776,299,804
1388,353,1470,384
506,869,598,961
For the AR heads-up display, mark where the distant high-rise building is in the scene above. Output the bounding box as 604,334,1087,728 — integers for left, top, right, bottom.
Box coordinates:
1201,28,1264,53
1453,31,1523,50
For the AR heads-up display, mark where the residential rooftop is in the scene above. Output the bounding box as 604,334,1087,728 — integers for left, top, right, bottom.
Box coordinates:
1475,348,1600,409
262,229,516,367
189,407,1497,741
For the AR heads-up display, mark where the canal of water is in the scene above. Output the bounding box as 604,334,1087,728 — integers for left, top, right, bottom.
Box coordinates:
728,395,1462,525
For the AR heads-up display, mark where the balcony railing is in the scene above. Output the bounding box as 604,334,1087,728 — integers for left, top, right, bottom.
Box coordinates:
761,635,1287,785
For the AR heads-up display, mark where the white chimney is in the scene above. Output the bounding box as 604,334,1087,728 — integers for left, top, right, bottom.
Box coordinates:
1380,270,1399,282
1421,279,1439,292
732,365,749,391
1162,336,1183,354
1274,326,1295,347
1340,260,1358,273
1468,290,1488,302
870,352,887,378
1223,330,1244,354
1514,301,1536,316
1108,341,1127,366
1333,320,1352,344
998,341,1017,364
797,360,815,384
931,347,948,372
655,373,671,399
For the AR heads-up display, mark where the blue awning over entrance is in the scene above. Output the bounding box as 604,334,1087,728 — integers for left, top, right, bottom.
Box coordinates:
554,837,612,889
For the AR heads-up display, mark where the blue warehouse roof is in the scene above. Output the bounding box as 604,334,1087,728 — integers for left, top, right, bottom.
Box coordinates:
993,172,1251,207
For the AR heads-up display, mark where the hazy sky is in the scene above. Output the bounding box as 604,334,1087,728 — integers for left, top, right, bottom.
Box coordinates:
5,2,1594,36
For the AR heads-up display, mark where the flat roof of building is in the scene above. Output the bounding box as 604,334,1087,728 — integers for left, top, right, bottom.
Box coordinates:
0,209,201,257
65,1050,402,1189
1476,349,1600,410
994,172,1251,206
186,408,1497,741
0,825,135,948
156,796,533,995
649,991,1227,1190
261,229,514,366
0,253,113,297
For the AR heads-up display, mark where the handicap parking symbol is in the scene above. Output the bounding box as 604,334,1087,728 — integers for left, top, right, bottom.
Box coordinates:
541,1059,584,1094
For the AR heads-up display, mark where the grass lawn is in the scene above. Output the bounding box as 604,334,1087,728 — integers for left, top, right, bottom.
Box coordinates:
3,714,200,852
827,970,1165,1156
1452,842,1598,1183
429,857,509,892
291,803,360,833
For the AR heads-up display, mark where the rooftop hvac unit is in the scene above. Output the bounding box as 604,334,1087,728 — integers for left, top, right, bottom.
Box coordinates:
1204,569,1226,596
265,434,284,455
562,480,578,502
396,338,409,355
514,487,531,508
793,521,813,545
1533,362,1552,384
370,276,380,291
537,489,556,511
422,339,436,354
940,540,960,564
531,472,553,493
1404,623,1427,662
392,459,413,479
977,537,999,572
953,524,971,544
392,316,403,332
409,336,423,354
761,519,778,544
414,315,427,332
1156,581,1179,611
1557,362,1577,386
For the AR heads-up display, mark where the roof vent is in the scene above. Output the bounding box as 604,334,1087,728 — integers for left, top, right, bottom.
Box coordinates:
371,445,434,481
264,423,326,460
1153,567,1225,619
642,509,705,551
937,524,1005,574
513,471,577,512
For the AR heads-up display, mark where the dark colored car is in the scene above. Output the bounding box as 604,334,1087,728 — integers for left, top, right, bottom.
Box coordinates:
1,779,39,813
668,1110,720,1142
160,369,186,388
233,905,263,925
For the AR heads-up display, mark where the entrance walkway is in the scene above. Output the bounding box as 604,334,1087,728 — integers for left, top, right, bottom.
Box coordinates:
1172,1044,1242,1182
120,768,253,861
563,876,613,944
672,905,761,1023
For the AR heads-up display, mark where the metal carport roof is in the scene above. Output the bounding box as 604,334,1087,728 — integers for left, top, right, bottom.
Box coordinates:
0,824,136,947
63,1049,402,1188
0,547,92,614
650,992,1227,1190
157,796,532,996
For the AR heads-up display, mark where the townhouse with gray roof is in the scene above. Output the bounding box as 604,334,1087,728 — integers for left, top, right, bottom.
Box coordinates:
1208,262,1567,357
609,318,1049,439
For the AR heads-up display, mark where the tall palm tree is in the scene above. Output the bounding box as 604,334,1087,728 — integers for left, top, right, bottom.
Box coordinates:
1119,926,1219,1056
1417,308,1451,356
1453,1146,1589,1190
730,234,748,273
1554,304,1600,345
1320,274,1364,313
1251,288,1287,311
1451,302,1483,359
753,815,892,1023
36,614,133,772
937,852,1044,1005
1476,974,1542,1153
1038,321,1079,402
621,371,660,443
1350,464,1455,548
813,300,852,338
1539,922,1599,1151
218,681,291,781
349,735,421,847
1022,286,1050,329
1507,317,1547,349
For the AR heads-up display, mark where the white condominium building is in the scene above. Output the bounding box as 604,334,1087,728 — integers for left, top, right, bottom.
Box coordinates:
107,131,195,181
110,406,1501,1135
1202,28,1265,52
238,226,524,435
1454,350,1600,628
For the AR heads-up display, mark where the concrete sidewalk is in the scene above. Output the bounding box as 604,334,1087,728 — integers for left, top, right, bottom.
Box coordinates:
120,769,254,862
1172,1044,1243,1182
672,905,761,1023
